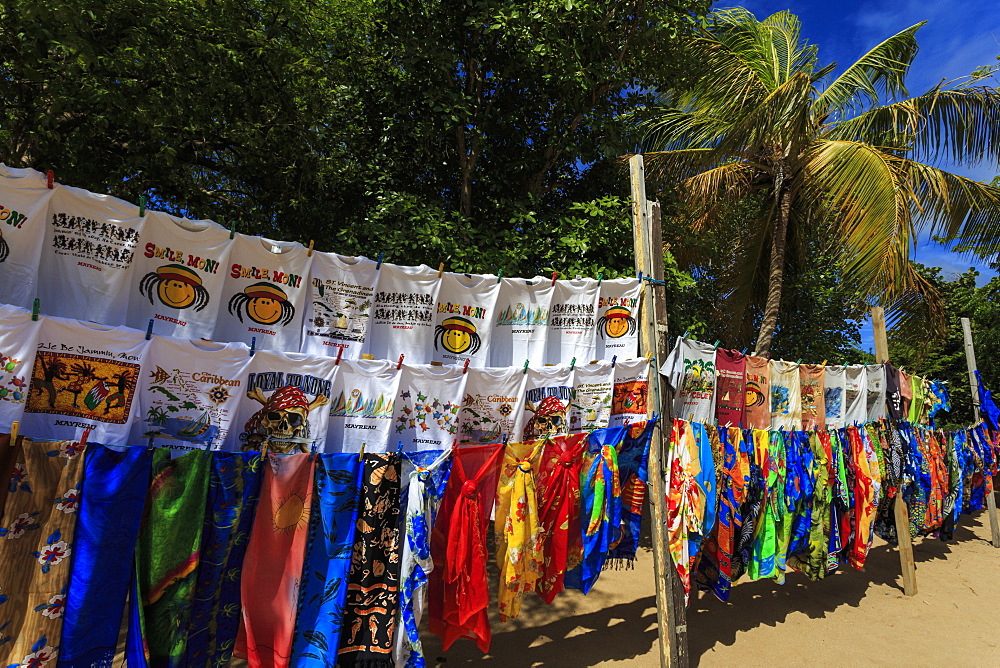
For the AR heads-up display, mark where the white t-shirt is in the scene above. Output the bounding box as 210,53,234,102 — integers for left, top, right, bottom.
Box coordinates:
769,360,802,430
0,303,42,430
23,316,150,444
823,365,847,429
456,366,526,446
516,365,574,441
0,165,53,309
610,358,650,428
126,211,233,339
661,337,717,424
300,253,379,360
214,234,312,352
546,278,600,365
490,277,554,367
40,183,144,324
391,364,467,451
568,361,614,433
134,337,251,450
866,363,887,422
367,263,440,364
227,349,337,453
596,278,641,361
432,272,500,368
844,365,868,426
326,358,400,453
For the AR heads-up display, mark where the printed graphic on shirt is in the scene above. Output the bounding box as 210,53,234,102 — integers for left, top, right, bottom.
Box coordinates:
569,381,612,433
435,316,481,356
801,379,822,419
771,385,791,414
308,278,373,344
598,306,637,340
522,385,573,440
0,347,29,407
612,378,648,417
26,352,138,424
329,387,395,420
496,302,548,328
394,390,460,436
142,365,240,447
138,263,213,311
373,292,435,328
228,282,297,327
745,373,767,411
458,393,516,444
240,372,330,454
682,357,715,396
0,229,9,262
49,212,140,271
825,386,843,419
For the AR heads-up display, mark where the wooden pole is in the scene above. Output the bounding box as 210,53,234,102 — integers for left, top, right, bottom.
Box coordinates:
960,317,1000,548
871,306,918,596
630,155,687,668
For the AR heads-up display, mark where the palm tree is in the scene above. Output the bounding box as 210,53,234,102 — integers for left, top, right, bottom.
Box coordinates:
637,9,1000,355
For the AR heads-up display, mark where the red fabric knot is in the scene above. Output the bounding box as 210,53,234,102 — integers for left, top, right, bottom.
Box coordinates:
558,452,576,468
461,480,478,498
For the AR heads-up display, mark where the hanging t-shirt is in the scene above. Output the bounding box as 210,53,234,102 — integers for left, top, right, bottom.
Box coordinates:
714,349,746,427
432,272,500,368
134,337,251,450
843,365,868,426
909,374,926,425
769,360,801,430
517,366,574,441
0,165,53,309
546,278,600,365
661,338,716,424
40,183,144,324
23,315,150,443
367,263,440,365
610,358,650,428
326,359,400,453
490,277,554,367
228,349,337,453
300,253,379,360
215,234,312,352
568,362,614,433
392,364,467,451
824,366,847,429
884,363,903,421
799,364,825,430
126,211,232,339
899,369,913,421
0,303,42,431
866,364,887,421
457,367,526,446
596,278,641,361
744,355,771,430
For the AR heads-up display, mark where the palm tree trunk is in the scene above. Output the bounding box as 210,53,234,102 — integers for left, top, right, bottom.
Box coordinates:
753,186,792,356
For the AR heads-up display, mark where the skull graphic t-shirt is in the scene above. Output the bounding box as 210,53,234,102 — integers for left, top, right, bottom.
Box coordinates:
126,211,233,339
609,358,650,428
367,263,441,365
490,277,554,367
769,360,801,430
516,365,574,441
457,366,526,446
0,303,42,431
596,278,641,361
392,363,467,451
227,349,337,453
545,278,600,365
432,272,500,368
568,361,614,433
326,358,400,453
0,165,54,309
300,252,380,360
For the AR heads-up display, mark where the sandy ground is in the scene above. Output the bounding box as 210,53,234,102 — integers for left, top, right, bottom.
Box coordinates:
425,492,1000,667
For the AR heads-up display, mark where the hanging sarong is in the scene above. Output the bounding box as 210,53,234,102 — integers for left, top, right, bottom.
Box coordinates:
186,451,263,666
0,434,20,525
0,438,86,666
291,453,363,666
237,453,315,668
428,443,503,653
696,425,744,601
495,440,545,620
769,430,790,583
59,445,152,667
732,428,761,582
534,433,588,603
608,419,656,567
747,428,778,581
337,453,402,667
665,420,704,602
393,449,453,668
790,430,831,580
847,426,876,570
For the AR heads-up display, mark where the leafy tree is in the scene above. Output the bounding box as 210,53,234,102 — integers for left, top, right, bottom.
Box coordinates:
636,8,1000,356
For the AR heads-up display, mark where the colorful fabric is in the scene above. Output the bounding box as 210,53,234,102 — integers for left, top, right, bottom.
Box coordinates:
534,433,588,603
291,453,363,666
665,420,705,602
696,425,744,601
976,370,1000,430
732,428,762,581
608,419,655,565
337,453,402,667
747,428,778,581
59,445,151,668
495,440,545,620
394,449,453,668
0,438,85,666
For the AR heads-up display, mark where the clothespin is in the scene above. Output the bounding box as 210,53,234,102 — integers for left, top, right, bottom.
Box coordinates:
522,359,529,375
646,351,655,362
228,220,236,240
712,340,720,350
80,427,91,448
496,269,503,283
376,253,384,270
429,361,443,367
46,170,54,189
611,355,617,369
145,319,154,341
550,271,558,286
462,358,470,374
437,262,445,278
396,354,404,370
139,196,146,217
597,272,604,286
10,421,19,443
249,337,256,357
358,442,366,461
795,359,802,365
682,330,690,339
821,359,827,367
637,271,643,282
740,347,748,355
31,298,39,321
334,346,343,366
570,357,576,370
397,440,404,454
307,240,315,257
146,435,155,451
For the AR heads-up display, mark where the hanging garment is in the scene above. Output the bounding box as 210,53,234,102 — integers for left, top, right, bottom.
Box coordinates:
236,453,315,668
456,366,526,446
0,438,85,666
534,433,588,603
799,364,826,431
843,365,868,426
767,430,791,582
393,449,453,668
732,428,763,581
976,370,1000,430
428,442,503,653
0,165,54,309
337,453,402,667
769,360,801,430
39,182,144,324
134,337,252,450
367,263,441,365
909,374,926,425
185,451,263,667
743,355,771,430
661,338,717,424
784,431,815,567
23,315,151,445
747,428,778,581
290,453,363,666
609,358,650,428
897,369,913,422
866,364,887,421
545,278,600,364
326,358,400,454
788,429,831,580
696,425,744,601
608,419,656,566
595,278,641,361
129,449,211,666
392,364,467,451
495,439,546,621
300,253,380,359
927,380,951,426
127,211,233,339
432,272,500,368
58,445,151,667
824,365,847,430
568,361,614,433
884,363,904,421
214,234,313,352
490,277,554,367
517,366,574,441
665,420,706,602
0,303,42,432
714,348,746,428
848,426,879,570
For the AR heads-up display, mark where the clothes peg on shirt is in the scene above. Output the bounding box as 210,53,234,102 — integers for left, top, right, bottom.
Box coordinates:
740,348,748,355
46,170,54,189
10,421,19,443
139,196,146,217
712,340,720,350
397,440,404,453
376,253,384,270
462,358,470,374
358,442,366,461
550,271,558,286
228,220,236,240
31,298,40,321
597,272,604,286
496,269,503,283
396,354,404,370
570,357,576,370
682,330,690,340
334,346,343,365
522,359,529,374
80,428,91,449
637,271,643,282
145,319,154,341
795,359,802,365
307,240,315,257
249,337,256,356
437,262,445,278
821,359,827,367
611,355,617,369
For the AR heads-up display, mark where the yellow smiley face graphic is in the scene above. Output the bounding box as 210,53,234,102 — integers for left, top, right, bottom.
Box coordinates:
600,307,634,339
158,279,197,308
248,297,283,325
229,282,294,327
435,316,481,356
442,328,472,354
